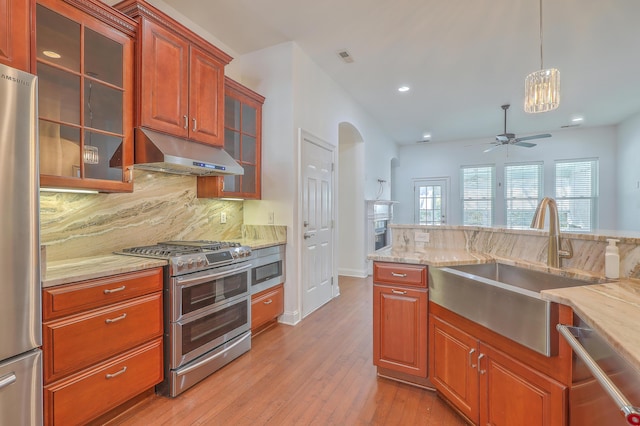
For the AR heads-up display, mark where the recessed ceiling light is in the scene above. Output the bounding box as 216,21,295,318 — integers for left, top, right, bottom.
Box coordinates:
571,117,584,123
398,86,410,92
43,50,61,59
423,133,431,140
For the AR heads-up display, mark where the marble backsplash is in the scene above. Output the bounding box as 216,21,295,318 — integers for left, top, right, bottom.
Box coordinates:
391,225,640,279
40,170,243,262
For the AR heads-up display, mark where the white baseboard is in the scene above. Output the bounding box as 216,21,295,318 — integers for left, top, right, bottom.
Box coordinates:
279,309,301,326
338,267,368,278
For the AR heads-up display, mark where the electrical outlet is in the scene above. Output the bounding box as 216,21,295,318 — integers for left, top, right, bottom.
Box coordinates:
268,211,274,224
415,232,430,243
220,212,227,224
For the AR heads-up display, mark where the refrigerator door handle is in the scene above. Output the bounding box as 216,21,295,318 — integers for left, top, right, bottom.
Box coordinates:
0,372,17,390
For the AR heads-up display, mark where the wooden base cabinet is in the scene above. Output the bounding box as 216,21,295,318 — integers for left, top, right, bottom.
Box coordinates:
373,262,428,379
251,283,284,335
430,312,568,426
42,268,164,425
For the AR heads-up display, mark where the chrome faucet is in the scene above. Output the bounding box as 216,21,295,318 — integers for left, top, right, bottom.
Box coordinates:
530,197,573,268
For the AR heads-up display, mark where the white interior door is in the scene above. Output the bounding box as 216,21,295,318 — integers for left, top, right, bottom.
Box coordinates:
301,131,334,318
414,178,448,224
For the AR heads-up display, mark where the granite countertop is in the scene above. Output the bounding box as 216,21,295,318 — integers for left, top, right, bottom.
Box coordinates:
370,247,640,376
541,280,640,374
368,246,494,266
42,240,285,288
42,255,167,288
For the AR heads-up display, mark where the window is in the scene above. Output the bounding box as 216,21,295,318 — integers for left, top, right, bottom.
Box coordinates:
555,159,598,232
461,165,494,226
414,178,447,225
504,162,543,229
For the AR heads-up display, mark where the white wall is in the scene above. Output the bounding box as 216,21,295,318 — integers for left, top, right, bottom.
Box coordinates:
394,125,618,231
617,111,640,231
229,42,396,320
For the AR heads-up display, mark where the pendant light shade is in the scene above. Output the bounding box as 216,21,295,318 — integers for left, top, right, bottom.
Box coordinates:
524,0,559,113
524,68,560,113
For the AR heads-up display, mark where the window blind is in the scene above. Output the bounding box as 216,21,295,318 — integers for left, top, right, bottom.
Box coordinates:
555,159,598,232
461,165,494,226
505,163,543,229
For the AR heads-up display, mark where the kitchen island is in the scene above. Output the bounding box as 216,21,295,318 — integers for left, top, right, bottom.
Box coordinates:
370,239,640,426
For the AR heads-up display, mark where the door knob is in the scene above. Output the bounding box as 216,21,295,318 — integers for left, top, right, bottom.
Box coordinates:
303,232,315,239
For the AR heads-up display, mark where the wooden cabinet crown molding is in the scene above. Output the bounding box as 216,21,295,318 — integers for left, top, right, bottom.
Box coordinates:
62,0,137,37
114,0,232,64
225,76,265,104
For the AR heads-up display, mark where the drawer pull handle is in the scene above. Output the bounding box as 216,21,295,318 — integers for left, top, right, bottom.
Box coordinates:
391,272,407,278
103,285,126,294
183,115,188,129
391,289,407,295
263,299,273,305
105,313,127,324
192,118,197,132
105,366,127,379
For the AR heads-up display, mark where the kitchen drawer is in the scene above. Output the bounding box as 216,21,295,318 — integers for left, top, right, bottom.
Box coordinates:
43,268,163,320
251,283,284,331
373,262,427,288
44,337,163,426
43,293,163,383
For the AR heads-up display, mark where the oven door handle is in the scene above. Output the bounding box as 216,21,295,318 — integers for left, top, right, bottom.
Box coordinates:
177,263,253,288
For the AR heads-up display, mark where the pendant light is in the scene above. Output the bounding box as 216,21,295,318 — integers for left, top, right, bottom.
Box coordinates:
524,0,559,113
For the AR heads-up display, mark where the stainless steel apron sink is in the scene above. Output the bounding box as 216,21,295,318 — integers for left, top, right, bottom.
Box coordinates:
429,263,600,356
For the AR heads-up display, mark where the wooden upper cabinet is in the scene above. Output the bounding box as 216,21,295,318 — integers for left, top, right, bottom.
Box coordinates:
0,0,31,71
139,19,189,138
116,0,232,147
189,45,225,145
35,0,136,192
197,77,265,199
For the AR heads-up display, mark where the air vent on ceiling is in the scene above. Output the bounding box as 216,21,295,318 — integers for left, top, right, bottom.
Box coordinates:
337,49,354,63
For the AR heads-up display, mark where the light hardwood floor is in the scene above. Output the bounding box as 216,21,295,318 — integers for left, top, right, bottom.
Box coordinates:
109,276,465,425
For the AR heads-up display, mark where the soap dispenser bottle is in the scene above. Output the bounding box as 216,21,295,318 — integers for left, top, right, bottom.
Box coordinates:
605,238,620,279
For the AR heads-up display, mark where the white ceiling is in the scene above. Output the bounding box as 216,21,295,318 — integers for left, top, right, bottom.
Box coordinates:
160,0,640,145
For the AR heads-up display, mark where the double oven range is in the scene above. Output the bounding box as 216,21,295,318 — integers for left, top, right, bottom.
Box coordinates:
118,240,252,397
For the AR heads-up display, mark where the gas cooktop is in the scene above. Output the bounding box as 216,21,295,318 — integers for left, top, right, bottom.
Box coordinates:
116,240,252,275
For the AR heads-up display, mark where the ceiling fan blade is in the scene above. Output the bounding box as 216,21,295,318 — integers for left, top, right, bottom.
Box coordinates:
515,133,551,142
483,144,502,153
513,141,537,148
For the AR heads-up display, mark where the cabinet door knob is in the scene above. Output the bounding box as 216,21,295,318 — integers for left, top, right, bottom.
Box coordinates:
477,353,486,374
125,166,133,183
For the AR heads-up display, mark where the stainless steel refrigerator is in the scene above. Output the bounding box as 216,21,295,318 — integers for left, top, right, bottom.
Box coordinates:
0,63,43,425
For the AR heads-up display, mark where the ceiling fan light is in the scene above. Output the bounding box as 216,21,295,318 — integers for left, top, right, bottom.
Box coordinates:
524,68,560,113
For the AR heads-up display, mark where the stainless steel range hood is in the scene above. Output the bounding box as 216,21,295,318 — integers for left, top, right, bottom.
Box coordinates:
133,127,243,176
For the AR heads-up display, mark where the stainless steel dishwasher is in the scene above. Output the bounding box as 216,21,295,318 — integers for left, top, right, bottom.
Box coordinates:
558,315,640,426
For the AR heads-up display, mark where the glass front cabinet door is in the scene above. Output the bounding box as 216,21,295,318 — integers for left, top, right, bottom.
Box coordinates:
36,0,136,192
197,77,265,199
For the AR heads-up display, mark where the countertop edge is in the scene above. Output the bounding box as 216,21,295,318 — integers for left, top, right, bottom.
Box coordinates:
42,254,168,288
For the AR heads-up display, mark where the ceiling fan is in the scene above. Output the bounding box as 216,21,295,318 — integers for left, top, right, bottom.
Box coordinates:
484,104,551,153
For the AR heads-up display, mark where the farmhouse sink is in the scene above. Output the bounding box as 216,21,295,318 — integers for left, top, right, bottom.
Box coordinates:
429,263,600,356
